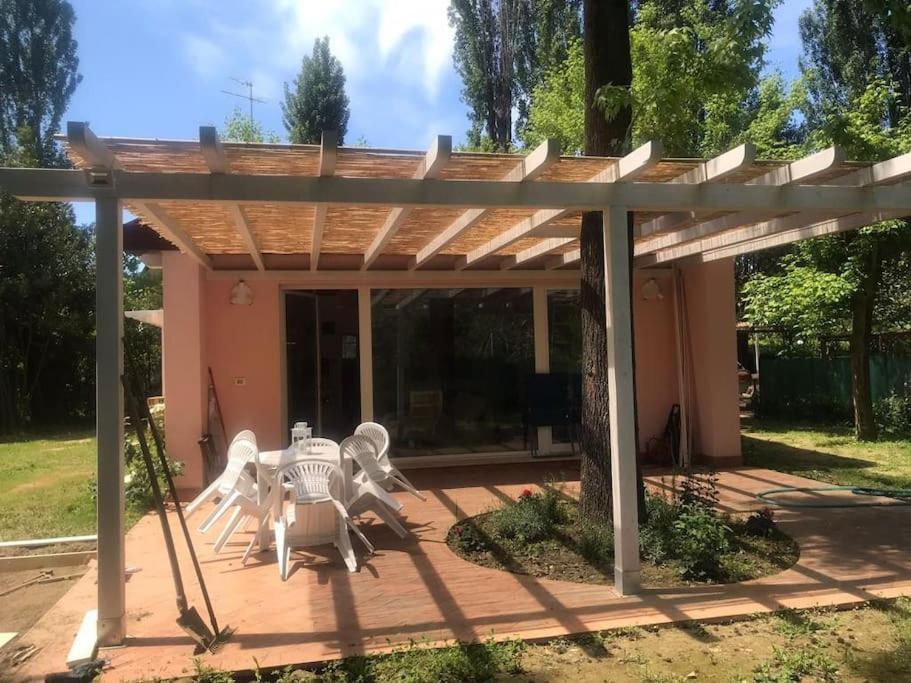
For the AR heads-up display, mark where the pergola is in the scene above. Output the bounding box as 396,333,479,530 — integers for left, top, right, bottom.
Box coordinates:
2,121,910,647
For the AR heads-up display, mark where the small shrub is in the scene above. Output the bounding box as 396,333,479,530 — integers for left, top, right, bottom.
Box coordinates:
577,523,614,565
745,507,777,538
875,393,911,437
671,505,731,580
640,493,679,564
450,521,489,554
679,470,720,509
490,488,564,544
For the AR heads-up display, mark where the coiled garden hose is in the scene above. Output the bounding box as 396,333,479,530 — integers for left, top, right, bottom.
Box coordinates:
756,485,911,508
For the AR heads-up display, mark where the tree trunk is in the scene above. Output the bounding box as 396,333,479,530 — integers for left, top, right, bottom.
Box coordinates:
579,0,639,523
851,242,880,441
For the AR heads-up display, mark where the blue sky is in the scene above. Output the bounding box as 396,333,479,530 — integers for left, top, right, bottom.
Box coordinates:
67,0,812,224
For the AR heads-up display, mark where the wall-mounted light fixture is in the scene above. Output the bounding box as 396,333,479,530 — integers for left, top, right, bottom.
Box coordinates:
230,279,254,306
641,278,663,301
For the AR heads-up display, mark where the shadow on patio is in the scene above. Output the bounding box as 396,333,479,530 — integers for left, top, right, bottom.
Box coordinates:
14,463,911,682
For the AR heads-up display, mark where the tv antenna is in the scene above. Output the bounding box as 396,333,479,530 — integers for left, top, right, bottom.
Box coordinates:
221,78,267,121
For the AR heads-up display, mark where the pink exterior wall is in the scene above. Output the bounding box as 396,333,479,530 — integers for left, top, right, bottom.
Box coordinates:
161,253,208,488
682,258,742,463
162,254,741,482
204,278,284,453
632,272,680,452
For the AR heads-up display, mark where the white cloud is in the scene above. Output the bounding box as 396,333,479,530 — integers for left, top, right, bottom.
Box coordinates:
269,0,455,98
182,34,226,79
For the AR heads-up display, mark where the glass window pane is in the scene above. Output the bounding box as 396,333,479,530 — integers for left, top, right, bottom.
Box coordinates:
372,288,533,456
547,289,582,443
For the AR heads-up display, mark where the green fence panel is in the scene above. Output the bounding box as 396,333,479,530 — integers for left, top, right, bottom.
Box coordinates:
758,355,911,418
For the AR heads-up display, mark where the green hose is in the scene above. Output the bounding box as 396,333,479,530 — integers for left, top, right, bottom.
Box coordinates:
756,485,911,508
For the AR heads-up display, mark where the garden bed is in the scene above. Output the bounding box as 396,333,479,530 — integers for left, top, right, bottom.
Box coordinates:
447,477,799,587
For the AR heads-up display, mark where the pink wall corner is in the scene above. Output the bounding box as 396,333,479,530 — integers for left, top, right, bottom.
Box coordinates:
633,272,680,451
162,253,208,488
204,278,284,453
682,258,742,462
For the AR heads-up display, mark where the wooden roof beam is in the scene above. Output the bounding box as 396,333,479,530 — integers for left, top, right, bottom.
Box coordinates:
635,146,846,257
700,211,904,262
67,121,117,169
132,202,212,269
199,126,229,173
363,135,451,269
229,204,264,271
638,143,756,238
410,138,561,269
311,130,338,271
546,247,581,269
457,140,664,270
200,126,263,270
501,237,576,269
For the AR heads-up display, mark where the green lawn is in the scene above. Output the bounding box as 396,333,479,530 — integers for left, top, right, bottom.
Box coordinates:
0,432,98,541
743,417,911,490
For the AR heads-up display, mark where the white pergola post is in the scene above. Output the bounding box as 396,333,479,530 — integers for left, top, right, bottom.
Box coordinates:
95,197,126,645
532,286,553,454
603,205,641,596
358,287,374,421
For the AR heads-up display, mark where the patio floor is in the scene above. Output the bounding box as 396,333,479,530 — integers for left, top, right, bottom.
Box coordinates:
14,463,911,681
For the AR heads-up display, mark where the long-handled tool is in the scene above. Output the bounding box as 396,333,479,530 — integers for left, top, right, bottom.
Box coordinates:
122,371,230,653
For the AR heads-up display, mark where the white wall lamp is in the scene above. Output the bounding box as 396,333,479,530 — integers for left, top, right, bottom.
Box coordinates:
230,279,254,306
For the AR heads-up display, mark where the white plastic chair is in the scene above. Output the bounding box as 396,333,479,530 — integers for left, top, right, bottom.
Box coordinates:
197,439,271,561
185,432,258,521
342,436,409,538
273,459,372,578
355,422,426,502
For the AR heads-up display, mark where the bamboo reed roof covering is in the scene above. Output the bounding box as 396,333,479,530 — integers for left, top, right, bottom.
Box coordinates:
58,128,910,273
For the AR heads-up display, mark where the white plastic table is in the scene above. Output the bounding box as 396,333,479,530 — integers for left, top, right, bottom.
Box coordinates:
254,443,352,550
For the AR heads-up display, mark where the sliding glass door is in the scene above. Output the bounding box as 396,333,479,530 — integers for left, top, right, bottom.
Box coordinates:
285,290,361,441
371,288,534,456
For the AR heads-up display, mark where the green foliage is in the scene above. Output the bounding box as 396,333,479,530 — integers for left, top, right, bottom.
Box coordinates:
523,38,585,153
367,638,524,682
0,1,92,433
449,519,489,554
671,504,732,580
752,645,839,682
524,0,788,158
491,487,565,544
742,256,854,350
0,0,82,166
124,254,162,395
449,0,581,150
577,522,613,565
875,393,911,437
282,37,350,145
616,0,779,156
221,107,279,143
639,493,679,564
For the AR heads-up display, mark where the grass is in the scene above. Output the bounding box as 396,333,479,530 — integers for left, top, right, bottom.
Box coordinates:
743,416,911,491
0,431,98,542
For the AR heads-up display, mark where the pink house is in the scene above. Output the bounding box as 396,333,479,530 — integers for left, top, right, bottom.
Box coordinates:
4,122,903,645
148,242,741,490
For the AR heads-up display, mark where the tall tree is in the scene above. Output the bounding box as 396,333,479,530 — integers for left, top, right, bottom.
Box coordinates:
524,0,782,156
577,0,634,523
798,0,911,440
0,0,81,166
0,0,93,433
449,0,580,150
282,37,350,145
